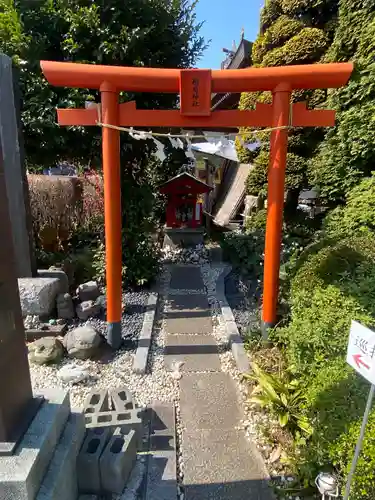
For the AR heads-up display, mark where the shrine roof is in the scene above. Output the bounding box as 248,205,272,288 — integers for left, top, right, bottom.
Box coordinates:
159,172,213,194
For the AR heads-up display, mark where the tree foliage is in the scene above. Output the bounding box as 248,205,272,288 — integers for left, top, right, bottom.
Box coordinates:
0,0,205,167
310,0,375,204
0,0,206,285
237,0,337,209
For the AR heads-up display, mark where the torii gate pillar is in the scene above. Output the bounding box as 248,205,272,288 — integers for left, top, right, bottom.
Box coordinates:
262,86,290,331
40,60,353,346
100,84,122,348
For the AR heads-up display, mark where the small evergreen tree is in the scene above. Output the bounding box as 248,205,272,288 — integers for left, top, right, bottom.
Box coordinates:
309,0,375,204
236,0,339,213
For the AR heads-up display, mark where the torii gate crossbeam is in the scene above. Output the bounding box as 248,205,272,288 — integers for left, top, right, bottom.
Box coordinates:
41,61,353,347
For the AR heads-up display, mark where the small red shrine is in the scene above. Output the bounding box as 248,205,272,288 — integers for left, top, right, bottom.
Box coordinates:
159,172,212,228
159,172,212,247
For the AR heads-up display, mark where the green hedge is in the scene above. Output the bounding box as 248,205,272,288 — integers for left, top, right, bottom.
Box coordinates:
272,234,375,497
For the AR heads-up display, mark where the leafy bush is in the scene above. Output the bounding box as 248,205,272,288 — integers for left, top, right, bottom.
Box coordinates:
275,236,375,371
221,230,264,277
324,174,375,237
245,363,312,436
93,234,160,288
271,234,375,497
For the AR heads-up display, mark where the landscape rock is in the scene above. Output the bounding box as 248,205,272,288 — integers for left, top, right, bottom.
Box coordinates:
38,267,69,293
63,325,102,359
77,280,100,302
57,292,75,319
28,336,64,365
95,294,107,310
57,363,90,383
76,300,101,320
18,277,61,317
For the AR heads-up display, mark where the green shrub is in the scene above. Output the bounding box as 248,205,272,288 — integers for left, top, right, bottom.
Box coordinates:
263,15,303,50
93,233,160,288
272,234,375,497
221,231,264,277
324,174,375,237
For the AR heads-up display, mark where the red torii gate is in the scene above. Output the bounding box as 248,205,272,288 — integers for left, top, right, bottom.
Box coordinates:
41,60,353,347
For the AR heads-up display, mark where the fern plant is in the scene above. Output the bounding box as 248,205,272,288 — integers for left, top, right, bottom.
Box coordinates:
244,363,312,436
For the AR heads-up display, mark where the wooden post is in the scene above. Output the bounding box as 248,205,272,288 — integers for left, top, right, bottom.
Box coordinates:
100,83,122,349
0,54,33,277
262,86,291,334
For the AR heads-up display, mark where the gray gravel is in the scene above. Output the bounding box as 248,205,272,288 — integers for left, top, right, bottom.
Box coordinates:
68,289,150,345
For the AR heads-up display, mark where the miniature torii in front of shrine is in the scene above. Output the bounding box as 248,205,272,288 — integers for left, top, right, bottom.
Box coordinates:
41,60,353,348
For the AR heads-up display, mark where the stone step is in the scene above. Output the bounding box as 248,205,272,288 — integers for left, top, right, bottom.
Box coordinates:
169,266,204,291
182,429,274,500
179,373,274,500
0,389,70,500
165,294,212,335
165,335,220,372
179,373,241,431
145,403,177,500
36,410,85,500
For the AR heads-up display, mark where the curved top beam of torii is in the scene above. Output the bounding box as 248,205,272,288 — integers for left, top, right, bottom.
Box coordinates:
41,60,353,93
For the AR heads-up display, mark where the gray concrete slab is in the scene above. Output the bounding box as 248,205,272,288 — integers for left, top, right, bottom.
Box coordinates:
165,294,212,335
36,410,85,500
169,266,204,291
183,429,274,500
0,389,70,500
165,335,220,372
179,373,241,431
133,292,158,374
146,451,177,500
148,403,176,453
143,403,177,500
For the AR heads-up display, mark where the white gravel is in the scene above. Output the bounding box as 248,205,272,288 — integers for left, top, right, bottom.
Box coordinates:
30,277,178,410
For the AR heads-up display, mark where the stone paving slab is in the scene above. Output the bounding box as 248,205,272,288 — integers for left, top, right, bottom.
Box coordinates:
179,373,241,430
145,403,177,500
146,451,177,500
165,335,220,372
169,266,204,290
182,429,273,500
165,294,212,335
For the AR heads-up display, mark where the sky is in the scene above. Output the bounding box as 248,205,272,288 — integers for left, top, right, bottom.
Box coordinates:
195,0,264,69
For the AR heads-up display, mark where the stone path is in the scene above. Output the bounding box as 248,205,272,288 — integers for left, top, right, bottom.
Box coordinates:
164,265,274,500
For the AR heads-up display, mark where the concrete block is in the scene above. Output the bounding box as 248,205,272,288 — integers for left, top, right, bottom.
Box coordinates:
83,389,110,417
36,410,85,500
84,409,143,440
231,338,250,374
100,428,138,494
38,269,69,294
18,277,61,317
0,389,70,500
110,387,136,412
77,427,111,494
